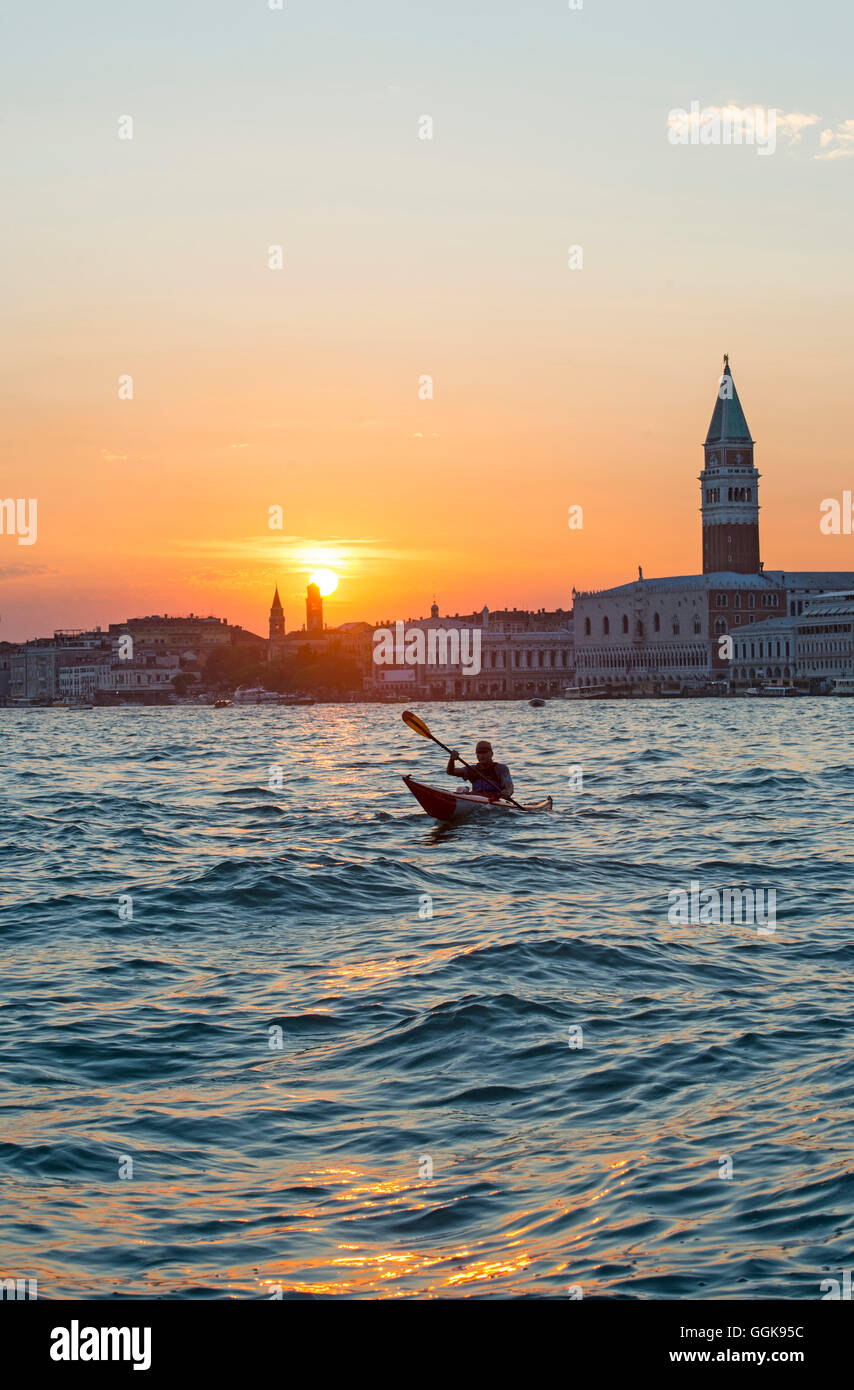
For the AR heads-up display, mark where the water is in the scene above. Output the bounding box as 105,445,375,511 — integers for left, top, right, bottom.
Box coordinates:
2,699,854,1299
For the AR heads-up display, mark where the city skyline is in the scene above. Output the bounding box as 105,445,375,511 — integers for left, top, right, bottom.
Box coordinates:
6,350,854,646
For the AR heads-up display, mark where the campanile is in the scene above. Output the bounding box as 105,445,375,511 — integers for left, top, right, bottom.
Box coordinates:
700,357,761,574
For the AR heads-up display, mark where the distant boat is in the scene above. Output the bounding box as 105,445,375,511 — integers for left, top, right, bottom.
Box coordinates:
233,686,280,705
829,678,854,696
528,697,546,707
281,694,315,706
213,699,231,708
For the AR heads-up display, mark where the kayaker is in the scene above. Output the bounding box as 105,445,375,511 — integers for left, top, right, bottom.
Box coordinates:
446,740,514,800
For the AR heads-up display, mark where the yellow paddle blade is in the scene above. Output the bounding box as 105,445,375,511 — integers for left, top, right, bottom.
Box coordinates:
402,709,432,739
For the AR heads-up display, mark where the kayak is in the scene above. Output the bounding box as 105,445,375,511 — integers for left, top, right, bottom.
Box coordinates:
403,775,553,823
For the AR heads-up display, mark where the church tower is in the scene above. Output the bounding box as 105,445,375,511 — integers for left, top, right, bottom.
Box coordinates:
306,582,323,634
700,357,761,574
269,585,285,644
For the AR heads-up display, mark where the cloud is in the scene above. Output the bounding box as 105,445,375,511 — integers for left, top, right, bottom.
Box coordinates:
774,110,820,144
174,535,417,568
815,119,854,160
0,563,56,580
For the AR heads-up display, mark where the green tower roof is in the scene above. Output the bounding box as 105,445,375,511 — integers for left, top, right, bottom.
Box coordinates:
705,357,753,445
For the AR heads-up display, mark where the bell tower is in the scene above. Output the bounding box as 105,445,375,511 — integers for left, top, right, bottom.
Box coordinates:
700,356,761,574
269,585,285,644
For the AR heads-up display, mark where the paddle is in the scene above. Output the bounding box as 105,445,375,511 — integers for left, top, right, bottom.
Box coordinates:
402,710,523,809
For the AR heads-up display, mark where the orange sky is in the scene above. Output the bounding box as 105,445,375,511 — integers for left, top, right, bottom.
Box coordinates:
4,1,854,641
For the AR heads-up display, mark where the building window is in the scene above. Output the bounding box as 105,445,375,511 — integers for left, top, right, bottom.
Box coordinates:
585,618,591,635
672,619,679,635
622,615,629,634
734,615,741,625
733,594,741,609
748,595,755,609
693,617,701,634
603,617,609,635
714,618,727,635
654,612,660,632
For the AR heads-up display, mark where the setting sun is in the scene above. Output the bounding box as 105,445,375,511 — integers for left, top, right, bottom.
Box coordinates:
309,568,339,597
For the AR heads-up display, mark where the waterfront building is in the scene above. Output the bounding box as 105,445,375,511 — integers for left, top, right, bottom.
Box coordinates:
574,571,784,688
728,614,797,688
10,630,114,703
365,605,574,700
58,661,113,700
105,654,181,697
107,614,233,653
729,591,854,689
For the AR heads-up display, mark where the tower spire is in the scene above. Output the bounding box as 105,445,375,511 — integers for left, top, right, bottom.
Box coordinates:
705,356,753,446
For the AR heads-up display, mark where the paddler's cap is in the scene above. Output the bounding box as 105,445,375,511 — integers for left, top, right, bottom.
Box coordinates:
476,740,492,753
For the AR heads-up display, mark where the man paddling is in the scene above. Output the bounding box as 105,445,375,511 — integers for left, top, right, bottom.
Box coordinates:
446,740,514,800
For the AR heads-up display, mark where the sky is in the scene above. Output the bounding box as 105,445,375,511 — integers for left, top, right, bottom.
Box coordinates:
3,0,854,641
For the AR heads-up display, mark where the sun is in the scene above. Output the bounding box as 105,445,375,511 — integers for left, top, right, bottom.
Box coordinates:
309,568,339,597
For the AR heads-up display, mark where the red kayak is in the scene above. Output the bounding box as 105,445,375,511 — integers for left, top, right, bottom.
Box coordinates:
403,775,553,823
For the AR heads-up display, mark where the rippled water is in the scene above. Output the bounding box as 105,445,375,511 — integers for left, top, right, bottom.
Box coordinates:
2,700,854,1299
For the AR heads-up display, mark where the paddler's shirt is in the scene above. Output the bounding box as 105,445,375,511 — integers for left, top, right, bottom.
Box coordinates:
460,761,514,798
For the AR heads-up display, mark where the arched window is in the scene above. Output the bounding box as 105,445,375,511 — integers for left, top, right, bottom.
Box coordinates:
672,619,680,635
693,616,701,634
717,593,728,608
585,618,591,635
653,612,660,632
622,614,629,634
733,594,741,609
714,618,727,635
603,616,609,635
